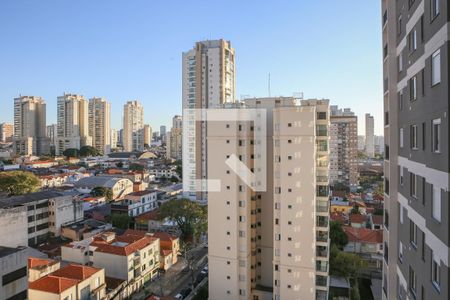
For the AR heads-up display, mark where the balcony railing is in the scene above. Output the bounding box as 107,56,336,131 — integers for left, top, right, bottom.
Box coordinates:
316,216,329,228
316,246,328,258
316,275,328,287
316,231,328,243
316,261,328,273
316,201,328,213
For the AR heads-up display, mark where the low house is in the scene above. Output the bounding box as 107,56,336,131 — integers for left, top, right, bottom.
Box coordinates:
330,199,353,214
61,231,160,294
368,214,383,230
343,226,383,270
61,219,113,241
150,232,179,270
28,257,61,282
28,264,106,300
74,176,134,200
134,210,180,235
111,190,158,217
349,214,367,228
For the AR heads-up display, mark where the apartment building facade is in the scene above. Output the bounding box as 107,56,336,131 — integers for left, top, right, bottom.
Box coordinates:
144,124,152,146
382,0,449,299
123,101,144,152
365,113,375,157
168,115,182,160
0,246,28,300
330,107,358,189
56,93,92,155
89,97,111,155
13,96,50,156
182,39,236,202
0,122,14,143
0,190,84,246
207,97,330,300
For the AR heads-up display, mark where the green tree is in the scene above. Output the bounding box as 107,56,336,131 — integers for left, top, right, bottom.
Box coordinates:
0,171,41,196
330,221,348,250
79,146,101,157
332,182,350,192
129,163,144,171
91,187,113,200
63,148,79,157
158,198,207,241
116,161,124,168
170,175,179,182
330,244,368,278
110,214,132,229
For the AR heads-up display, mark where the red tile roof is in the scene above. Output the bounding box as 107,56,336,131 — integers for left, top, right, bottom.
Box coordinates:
51,264,101,281
150,232,177,242
161,249,172,256
92,231,158,256
135,210,159,221
29,276,78,294
28,257,57,269
371,215,383,225
349,214,367,224
343,227,383,244
330,212,346,224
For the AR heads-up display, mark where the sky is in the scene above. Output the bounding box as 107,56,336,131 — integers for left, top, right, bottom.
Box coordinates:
0,0,383,135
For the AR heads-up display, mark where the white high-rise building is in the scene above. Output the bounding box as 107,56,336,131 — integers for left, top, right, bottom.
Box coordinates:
110,129,118,149
144,124,152,147
56,94,92,155
182,39,236,201
0,123,14,143
207,97,330,300
89,97,111,154
123,101,144,152
365,113,374,157
13,96,50,156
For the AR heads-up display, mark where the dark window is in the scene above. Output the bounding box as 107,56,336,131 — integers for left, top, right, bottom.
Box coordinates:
317,112,327,120
36,223,49,231
2,267,27,286
35,201,48,209
422,122,426,150
5,290,27,300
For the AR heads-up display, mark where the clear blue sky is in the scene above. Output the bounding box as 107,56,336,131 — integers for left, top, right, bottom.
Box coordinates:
0,0,383,135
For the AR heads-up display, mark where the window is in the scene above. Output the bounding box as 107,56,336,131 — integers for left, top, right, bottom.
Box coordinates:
410,220,418,247
317,112,326,120
397,15,402,35
432,49,441,85
409,267,417,295
410,173,417,198
2,267,27,285
432,186,441,222
411,125,418,149
400,167,404,186
398,54,403,72
400,204,404,224
399,90,403,110
410,76,417,101
431,0,440,19
432,119,441,152
432,253,441,290
410,29,417,51
422,122,426,150
398,241,403,262
400,128,404,148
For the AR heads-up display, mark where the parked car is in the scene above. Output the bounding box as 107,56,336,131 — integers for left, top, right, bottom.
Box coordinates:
174,294,183,300
181,287,192,298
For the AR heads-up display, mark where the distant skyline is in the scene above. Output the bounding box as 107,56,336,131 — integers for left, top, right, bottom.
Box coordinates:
0,1,383,135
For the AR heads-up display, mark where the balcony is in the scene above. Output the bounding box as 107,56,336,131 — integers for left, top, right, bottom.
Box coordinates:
316,201,328,213
316,261,328,273
316,231,328,243
316,275,328,287
316,125,328,137
316,185,329,197
316,216,329,228
316,246,328,258
316,175,328,183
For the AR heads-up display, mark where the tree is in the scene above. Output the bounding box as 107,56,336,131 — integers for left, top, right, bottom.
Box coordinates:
110,214,132,229
116,162,124,168
80,146,101,157
0,171,41,196
63,148,79,157
91,187,113,200
332,182,350,192
158,198,207,241
170,175,179,182
180,241,198,289
129,163,144,172
330,221,348,250
330,244,367,278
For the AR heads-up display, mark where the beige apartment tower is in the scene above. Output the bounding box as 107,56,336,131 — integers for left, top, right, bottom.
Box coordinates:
144,124,152,147
182,39,236,202
123,101,144,152
207,97,330,300
168,115,182,160
365,113,375,157
0,123,14,143
89,97,111,154
13,96,50,156
56,94,92,155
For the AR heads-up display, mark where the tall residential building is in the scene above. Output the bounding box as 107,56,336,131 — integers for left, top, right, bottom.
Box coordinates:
365,113,375,157
111,129,118,149
0,246,28,300
123,101,144,152
374,135,385,155
144,124,152,146
89,97,111,154
0,123,14,143
160,125,166,137
182,39,236,201
13,96,50,156
382,1,449,299
357,135,365,151
56,94,92,155
330,107,358,188
207,97,330,300
46,124,57,146
168,115,182,160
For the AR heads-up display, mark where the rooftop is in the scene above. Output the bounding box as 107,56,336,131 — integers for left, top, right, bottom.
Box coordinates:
343,227,383,244
28,257,58,269
0,246,26,258
74,176,128,188
0,190,63,208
